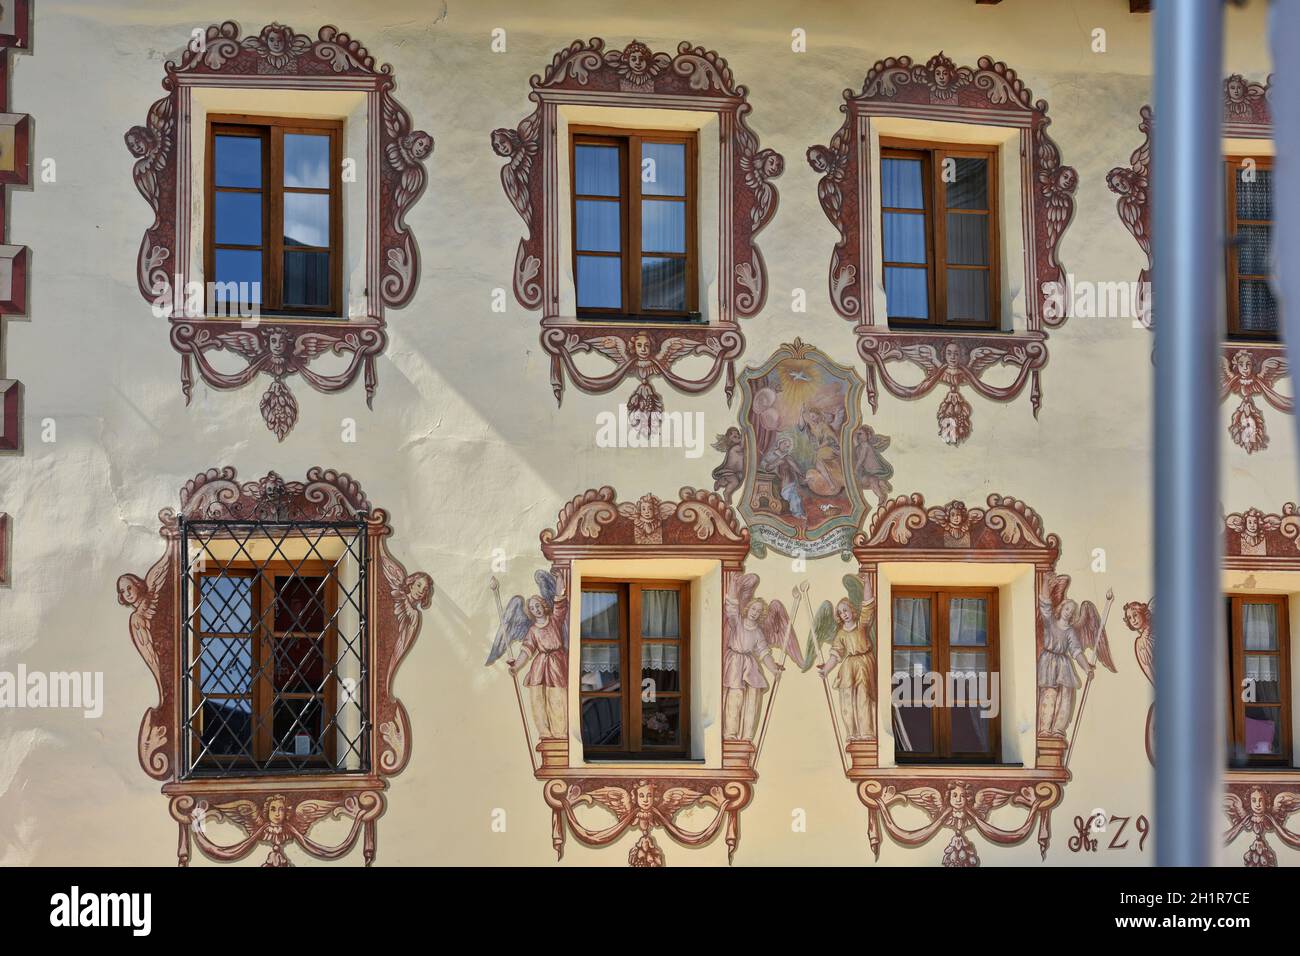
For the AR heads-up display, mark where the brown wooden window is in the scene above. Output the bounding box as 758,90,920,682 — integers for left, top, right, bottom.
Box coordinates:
579,579,691,758
189,556,360,773
1227,594,1292,767
880,140,1000,330
205,115,343,317
1225,155,1277,339
891,587,1001,763
570,128,698,320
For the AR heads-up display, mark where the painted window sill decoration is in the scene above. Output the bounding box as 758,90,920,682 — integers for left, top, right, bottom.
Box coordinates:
125,22,432,441
484,486,810,867
808,53,1076,445
1108,76,1292,455
491,38,783,422
117,466,431,867
843,493,1119,866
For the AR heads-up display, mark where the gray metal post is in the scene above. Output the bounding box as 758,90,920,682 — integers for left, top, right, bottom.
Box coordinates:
1153,0,1224,866
1273,0,1300,454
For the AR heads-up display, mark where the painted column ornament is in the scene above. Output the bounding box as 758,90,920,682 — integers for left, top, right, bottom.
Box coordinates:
485,486,800,866
126,22,432,440
1109,79,1292,453
839,493,1117,865
808,53,1075,444
492,38,783,420
117,466,431,866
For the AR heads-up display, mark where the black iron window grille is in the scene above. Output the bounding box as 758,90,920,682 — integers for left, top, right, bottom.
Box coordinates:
179,518,369,778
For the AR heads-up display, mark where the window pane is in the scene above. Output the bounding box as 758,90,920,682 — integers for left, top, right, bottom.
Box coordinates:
949,598,989,645
284,133,330,189
893,650,931,682
1244,706,1282,755
885,267,929,319
1237,224,1271,276
883,212,927,264
641,589,680,637
284,192,329,248
882,157,924,209
201,699,252,755
946,268,989,324
946,213,989,266
641,256,686,311
951,705,991,753
1236,167,1272,221
273,698,323,756
581,591,620,638
642,698,681,746
1245,655,1281,703
1238,279,1277,333
946,157,989,210
642,142,686,196
213,249,263,305
641,199,685,253
274,636,326,694
215,191,262,246
642,643,681,693
581,696,622,747
274,576,327,633
893,597,931,645
282,251,330,307
575,145,620,196
200,575,253,633
580,644,621,691
575,199,620,252
199,637,252,694
894,705,932,753
576,255,621,309
1243,602,1279,650
214,135,261,188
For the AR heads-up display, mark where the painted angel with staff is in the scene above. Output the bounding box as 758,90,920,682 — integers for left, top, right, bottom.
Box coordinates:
814,574,877,742
722,574,806,742
1037,574,1115,749
486,571,569,742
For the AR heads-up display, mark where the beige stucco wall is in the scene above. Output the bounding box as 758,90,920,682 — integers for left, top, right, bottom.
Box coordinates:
0,0,1286,866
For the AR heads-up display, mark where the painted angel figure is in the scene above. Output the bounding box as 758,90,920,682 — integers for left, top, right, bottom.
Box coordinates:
710,427,746,505
1224,786,1300,867
722,573,805,740
487,571,569,739
1037,575,1116,737
1123,597,1154,764
585,331,707,436
815,574,877,741
851,425,894,504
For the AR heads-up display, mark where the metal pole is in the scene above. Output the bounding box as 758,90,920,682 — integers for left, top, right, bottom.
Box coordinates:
1153,0,1224,866
1272,3,1300,453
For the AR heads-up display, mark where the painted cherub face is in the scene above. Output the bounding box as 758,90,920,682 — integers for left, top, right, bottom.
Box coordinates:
635,781,655,810
836,598,857,629
1244,510,1262,536
1124,606,1142,630
1058,167,1078,192
1233,350,1253,377
1249,788,1266,814
633,334,652,360
637,495,659,521
527,596,549,622
1056,598,1078,627
1227,75,1245,104
406,132,433,160
624,43,650,77
117,575,142,607
744,600,764,625
943,342,963,367
265,796,287,826
948,784,967,810
409,574,431,603
266,329,290,357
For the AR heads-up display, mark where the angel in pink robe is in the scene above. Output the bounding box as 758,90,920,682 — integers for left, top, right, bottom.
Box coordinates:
723,574,805,740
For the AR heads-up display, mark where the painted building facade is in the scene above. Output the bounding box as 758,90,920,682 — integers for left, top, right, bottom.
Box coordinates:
0,0,1292,867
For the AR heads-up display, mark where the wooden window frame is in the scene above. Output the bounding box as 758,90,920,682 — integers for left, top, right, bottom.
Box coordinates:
205,114,344,319
880,138,1000,331
1226,593,1292,768
570,126,699,322
191,559,341,771
1225,154,1277,341
579,578,692,760
891,585,1001,764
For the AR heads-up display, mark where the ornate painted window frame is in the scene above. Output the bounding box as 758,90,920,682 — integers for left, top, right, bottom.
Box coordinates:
125,22,431,441
518,486,777,866
491,38,784,418
1223,502,1300,867
808,54,1077,445
117,466,430,866
847,493,1073,865
1108,77,1292,454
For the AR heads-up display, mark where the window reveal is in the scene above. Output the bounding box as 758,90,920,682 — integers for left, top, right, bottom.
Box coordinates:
206,116,343,317
571,129,698,320
891,587,1000,763
880,141,999,330
1225,155,1277,339
579,580,691,757
182,518,367,776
